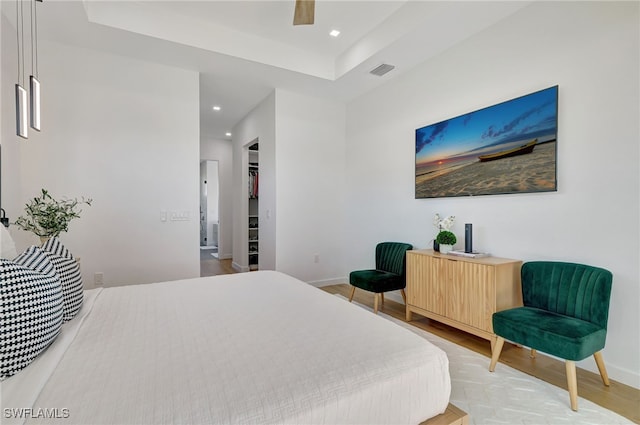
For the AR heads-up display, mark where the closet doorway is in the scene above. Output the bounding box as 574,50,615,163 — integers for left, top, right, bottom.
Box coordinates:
247,142,259,271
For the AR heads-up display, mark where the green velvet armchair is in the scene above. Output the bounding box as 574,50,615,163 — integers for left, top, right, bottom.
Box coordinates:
489,261,613,411
349,242,413,314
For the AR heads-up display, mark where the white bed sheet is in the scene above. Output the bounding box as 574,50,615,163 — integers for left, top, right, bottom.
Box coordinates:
2,271,450,424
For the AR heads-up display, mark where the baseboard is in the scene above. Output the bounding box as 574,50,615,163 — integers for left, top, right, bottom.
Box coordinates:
308,279,407,305
306,277,347,287
232,262,249,273
531,344,640,390
580,358,640,390
218,253,232,260
383,290,404,304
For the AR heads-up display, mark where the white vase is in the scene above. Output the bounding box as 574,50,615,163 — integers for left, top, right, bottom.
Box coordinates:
439,244,453,254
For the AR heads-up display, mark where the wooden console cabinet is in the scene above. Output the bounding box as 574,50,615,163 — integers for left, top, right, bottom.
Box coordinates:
406,249,522,350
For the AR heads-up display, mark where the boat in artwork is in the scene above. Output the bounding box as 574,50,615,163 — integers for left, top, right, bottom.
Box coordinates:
478,139,538,162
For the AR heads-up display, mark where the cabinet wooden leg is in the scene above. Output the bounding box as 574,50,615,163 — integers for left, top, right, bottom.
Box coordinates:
405,307,412,322
530,349,537,358
489,337,505,372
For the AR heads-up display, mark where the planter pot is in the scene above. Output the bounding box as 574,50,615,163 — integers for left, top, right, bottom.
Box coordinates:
439,244,453,254
39,236,50,246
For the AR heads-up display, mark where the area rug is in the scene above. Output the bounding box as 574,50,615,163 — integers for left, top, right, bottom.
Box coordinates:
335,295,633,425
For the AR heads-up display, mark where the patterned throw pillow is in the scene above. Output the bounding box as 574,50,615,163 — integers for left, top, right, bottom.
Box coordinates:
0,246,64,380
41,238,83,321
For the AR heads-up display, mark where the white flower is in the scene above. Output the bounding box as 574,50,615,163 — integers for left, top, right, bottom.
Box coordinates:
433,213,455,231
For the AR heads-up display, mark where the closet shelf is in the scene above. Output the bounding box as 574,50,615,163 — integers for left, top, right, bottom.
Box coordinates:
248,141,259,270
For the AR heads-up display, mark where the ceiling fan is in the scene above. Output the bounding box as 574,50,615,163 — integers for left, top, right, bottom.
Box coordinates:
293,0,315,25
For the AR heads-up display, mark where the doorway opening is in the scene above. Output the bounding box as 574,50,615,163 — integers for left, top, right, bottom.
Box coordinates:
247,140,259,271
200,160,219,256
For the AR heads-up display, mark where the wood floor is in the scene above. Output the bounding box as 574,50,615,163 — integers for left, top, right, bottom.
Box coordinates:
199,258,639,423
200,253,235,276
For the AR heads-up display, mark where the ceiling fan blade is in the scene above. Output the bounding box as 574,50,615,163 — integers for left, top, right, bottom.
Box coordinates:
293,0,315,25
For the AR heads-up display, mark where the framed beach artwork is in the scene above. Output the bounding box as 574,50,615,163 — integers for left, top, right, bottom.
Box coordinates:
415,86,558,199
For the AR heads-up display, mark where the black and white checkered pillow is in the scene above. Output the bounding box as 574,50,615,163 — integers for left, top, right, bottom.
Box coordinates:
41,238,83,321
1,246,64,380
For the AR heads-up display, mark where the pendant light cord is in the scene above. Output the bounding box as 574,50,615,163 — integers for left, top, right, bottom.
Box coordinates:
20,0,25,85
16,0,21,85
34,0,39,78
30,0,34,77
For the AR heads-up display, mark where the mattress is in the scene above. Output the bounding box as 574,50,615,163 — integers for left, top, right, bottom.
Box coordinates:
1,271,450,424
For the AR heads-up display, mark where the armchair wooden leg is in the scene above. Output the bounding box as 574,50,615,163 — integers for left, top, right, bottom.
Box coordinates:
373,294,379,314
593,351,610,386
566,360,578,411
530,349,537,358
381,293,385,305
400,289,407,304
489,336,505,372
348,286,356,302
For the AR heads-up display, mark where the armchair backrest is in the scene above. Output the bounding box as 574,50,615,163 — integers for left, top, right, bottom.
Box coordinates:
375,242,413,276
521,261,613,330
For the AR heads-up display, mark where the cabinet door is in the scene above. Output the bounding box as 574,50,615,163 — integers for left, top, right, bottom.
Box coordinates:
447,260,496,333
407,254,446,315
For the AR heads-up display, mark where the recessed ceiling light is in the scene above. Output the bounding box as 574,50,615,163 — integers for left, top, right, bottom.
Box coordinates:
329,29,340,37
213,106,221,111
225,132,232,137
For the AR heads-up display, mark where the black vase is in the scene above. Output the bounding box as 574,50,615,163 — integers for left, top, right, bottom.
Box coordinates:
433,240,440,252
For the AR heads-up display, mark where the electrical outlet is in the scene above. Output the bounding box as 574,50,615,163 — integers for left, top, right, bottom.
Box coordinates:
94,272,104,287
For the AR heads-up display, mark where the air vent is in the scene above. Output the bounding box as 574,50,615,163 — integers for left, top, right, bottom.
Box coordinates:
369,63,395,76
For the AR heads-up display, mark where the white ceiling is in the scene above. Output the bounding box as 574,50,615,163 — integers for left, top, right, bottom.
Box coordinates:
16,0,532,141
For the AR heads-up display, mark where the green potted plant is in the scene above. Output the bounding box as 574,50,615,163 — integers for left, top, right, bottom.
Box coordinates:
436,230,457,254
14,189,92,244
433,213,455,252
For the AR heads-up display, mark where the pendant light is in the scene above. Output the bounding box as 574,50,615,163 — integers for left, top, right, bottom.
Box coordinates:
15,0,28,139
29,0,41,131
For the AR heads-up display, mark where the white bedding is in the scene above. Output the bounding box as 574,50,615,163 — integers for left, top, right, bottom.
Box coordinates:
1,271,450,424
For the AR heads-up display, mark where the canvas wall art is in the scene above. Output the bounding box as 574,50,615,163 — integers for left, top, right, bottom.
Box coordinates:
415,86,558,198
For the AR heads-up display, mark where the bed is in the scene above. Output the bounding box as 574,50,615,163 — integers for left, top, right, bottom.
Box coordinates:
2,270,451,424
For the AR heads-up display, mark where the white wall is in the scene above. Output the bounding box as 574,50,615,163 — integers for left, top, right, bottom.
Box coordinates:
274,90,346,284
2,38,200,287
345,1,639,387
230,89,347,283
200,139,232,258
232,91,276,271
1,11,23,218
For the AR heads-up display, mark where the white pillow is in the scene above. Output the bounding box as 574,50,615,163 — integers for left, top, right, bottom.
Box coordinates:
0,225,17,260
